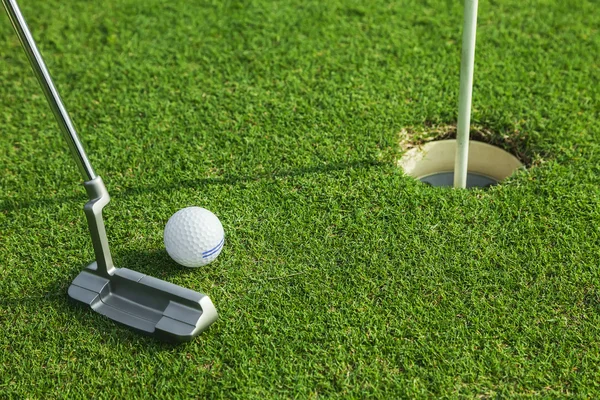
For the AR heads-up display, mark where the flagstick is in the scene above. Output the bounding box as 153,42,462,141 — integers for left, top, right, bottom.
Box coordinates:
454,0,478,188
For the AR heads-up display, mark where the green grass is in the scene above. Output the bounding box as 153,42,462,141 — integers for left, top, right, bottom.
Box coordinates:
1,0,600,397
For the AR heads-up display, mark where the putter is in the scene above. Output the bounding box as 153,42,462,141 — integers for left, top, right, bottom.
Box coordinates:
2,0,218,342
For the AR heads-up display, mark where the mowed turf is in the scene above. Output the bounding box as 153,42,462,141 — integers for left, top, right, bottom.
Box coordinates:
1,0,600,397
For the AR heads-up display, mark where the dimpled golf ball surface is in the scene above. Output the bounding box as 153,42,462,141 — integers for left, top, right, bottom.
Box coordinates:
164,207,225,268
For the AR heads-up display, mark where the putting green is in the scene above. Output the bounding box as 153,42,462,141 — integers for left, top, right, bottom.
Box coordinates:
1,0,600,397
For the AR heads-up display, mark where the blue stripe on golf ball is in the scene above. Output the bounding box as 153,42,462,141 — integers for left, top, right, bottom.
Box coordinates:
203,237,225,258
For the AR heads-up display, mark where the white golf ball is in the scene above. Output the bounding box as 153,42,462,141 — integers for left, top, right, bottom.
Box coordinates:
164,207,225,268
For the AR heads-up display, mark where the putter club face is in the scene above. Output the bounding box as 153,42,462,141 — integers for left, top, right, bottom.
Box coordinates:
68,265,218,342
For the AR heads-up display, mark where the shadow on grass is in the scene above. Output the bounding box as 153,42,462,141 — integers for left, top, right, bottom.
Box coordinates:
0,264,212,349
0,279,72,306
114,247,204,280
0,159,385,212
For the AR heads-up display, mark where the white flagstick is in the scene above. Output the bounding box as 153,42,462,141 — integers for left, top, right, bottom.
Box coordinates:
454,0,479,188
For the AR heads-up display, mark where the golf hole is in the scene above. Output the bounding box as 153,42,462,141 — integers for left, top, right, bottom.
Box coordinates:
399,140,524,189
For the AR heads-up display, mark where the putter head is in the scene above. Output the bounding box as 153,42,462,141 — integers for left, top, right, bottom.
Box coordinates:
68,264,218,342
67,176,218,342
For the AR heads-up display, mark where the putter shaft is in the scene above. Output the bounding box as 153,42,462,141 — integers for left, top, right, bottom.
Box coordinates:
1,0,95,181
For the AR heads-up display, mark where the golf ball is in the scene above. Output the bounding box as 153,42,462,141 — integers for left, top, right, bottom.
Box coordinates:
164,207,225,268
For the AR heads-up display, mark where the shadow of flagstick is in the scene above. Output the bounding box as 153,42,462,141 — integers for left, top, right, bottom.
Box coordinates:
1,159,385,212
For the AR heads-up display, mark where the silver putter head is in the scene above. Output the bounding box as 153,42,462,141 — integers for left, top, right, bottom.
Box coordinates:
68,266,218,342
67,177,218,342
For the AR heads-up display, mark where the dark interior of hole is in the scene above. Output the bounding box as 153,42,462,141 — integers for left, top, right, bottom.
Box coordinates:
419,172,498,189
